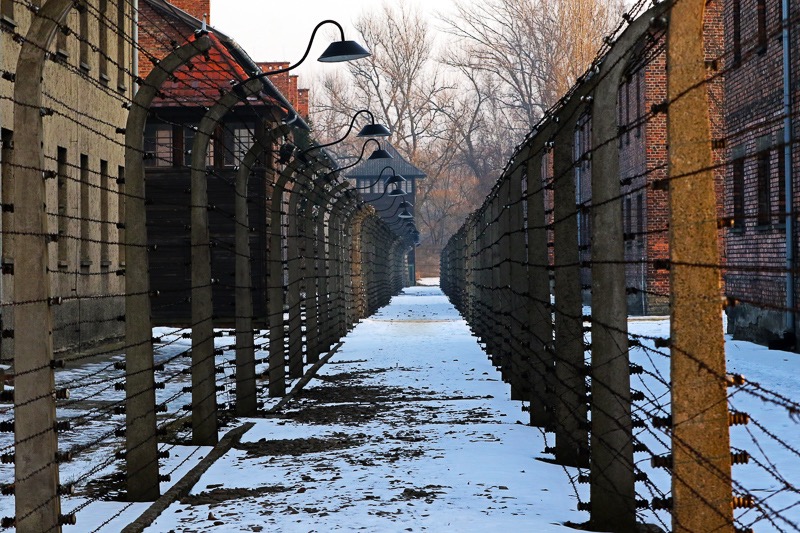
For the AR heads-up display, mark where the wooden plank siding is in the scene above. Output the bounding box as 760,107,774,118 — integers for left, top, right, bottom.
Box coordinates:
146,168,269,327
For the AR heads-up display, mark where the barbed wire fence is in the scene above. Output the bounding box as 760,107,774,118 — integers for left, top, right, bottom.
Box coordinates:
442,0,800,531
0,0,413,531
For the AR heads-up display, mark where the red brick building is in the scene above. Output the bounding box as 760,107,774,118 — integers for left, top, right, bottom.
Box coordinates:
138,0,315,326
723,0,798,346
570,2,724,315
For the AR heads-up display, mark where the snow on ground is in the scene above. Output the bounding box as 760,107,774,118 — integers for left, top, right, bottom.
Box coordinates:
0,283,797,531
147,285,591,532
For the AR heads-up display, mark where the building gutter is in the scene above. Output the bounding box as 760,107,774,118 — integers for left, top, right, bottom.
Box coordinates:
133,0,139,96
140,0,312,132
782,0,795,344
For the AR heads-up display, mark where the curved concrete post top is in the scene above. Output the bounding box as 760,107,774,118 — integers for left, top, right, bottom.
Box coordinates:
194,78,264,144
237,123,291,177
127,36,213,135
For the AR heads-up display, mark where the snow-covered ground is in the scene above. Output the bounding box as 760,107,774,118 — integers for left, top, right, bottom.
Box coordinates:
0,282,797,531
146,285,591,532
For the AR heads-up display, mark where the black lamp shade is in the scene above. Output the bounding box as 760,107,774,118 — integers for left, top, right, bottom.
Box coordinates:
318,40,371,62
385,174,406,185
398,208,413,219
357,123,392,137
399,201,414,208
367,148,393,160
388,186,405,197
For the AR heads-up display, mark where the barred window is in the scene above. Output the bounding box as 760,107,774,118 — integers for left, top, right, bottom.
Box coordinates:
756,151,771,226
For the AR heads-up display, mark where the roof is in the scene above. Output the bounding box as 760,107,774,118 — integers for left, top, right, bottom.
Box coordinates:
344,143,426,180
142,0,310,131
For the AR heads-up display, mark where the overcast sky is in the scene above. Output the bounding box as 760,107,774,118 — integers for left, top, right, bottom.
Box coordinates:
211,0,448,82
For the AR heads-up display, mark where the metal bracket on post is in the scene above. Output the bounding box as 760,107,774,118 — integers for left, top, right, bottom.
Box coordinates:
124,34,213,501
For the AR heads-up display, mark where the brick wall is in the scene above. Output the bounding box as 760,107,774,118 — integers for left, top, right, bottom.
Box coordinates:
723,0,798,344
256,62,310,119
138,2,195,79
167,0,211,23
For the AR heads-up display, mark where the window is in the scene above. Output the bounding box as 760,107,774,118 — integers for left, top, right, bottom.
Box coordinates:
625,197,632,238
56,12,68,56
636,193,644,238
80,154,91,265
625,79,631,145
99,0,109,81
756,151,771,226
184,126,214,168
100,160,109,264
618,84,625,148
221,126,255,167
732,158,745,229
732,0,742,66
117,166,125,264
144,125,173,167
777,147,786,224
1,129,13,259
79,2,89,71
155,129,172,167
1,0,15,25
57,147,69,264
116,0,128,91
231,127,254,167
756,0,767,53
635,70,642,138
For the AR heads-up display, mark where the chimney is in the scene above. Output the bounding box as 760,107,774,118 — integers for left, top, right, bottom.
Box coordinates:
168,0,211,24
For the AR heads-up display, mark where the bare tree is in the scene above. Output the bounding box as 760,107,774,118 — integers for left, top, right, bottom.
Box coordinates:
310,0,623,269
441,0,623,153
312,1,475,255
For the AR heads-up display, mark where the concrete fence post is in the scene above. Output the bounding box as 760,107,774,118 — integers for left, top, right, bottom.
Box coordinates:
552,118,589,467
524,142,554,428
285,167,318,379
11,1,75,529
584,4,672,526
124,34,213,500
667,2,734,531
267,159,302,397
190,79,263,444
234,124,289,416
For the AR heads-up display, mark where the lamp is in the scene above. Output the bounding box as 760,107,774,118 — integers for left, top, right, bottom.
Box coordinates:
388,184,406,197
353,165,403,192
302,109,391,156
251,20,369,80
368,145,393,160
320,139,392,183
398,208,413,219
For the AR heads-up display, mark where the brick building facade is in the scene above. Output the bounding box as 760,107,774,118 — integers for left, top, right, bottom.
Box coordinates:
569,1,724,315
1,0,135,357
723,0,799,346
139,0,314,326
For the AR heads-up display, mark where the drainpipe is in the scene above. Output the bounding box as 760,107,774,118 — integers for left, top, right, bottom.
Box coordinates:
783,0,795,343
133,0,139,95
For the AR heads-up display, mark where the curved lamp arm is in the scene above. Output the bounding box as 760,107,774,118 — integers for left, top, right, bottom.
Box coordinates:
251,20,357,79
369,183,407,206
322,139,386,181
302,109,382,156
352,165,400,191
